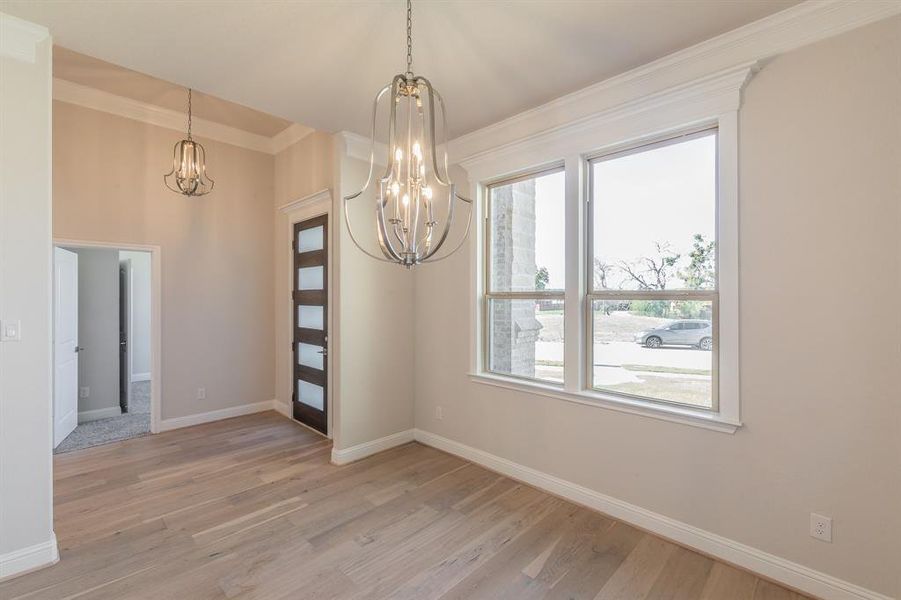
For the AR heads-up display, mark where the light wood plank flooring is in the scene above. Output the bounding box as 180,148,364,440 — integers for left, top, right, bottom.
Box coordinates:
0,412,813,599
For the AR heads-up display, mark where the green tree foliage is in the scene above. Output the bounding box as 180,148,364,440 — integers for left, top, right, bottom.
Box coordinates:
630,299,710,319
620,235,715,319
679,234,716,290
535,266,550,290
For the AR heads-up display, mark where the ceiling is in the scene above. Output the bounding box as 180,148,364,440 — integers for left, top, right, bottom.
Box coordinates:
53,47,293,137
2,0,800,137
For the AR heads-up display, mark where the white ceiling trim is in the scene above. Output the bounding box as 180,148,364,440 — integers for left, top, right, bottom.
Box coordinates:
0,12,49,63
449,0,901,163
459,61,758,182
52,78,312,155
339,130,388,167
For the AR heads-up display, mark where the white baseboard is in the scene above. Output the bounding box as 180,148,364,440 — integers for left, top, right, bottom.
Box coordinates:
0,532,58,581
130,372,151,383
158,400,276,432
78,406,122,423
331,429,415,465
273,400,291,418
413,429,892,600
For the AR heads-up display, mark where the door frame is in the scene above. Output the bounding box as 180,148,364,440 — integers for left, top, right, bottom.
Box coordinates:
53,239,163,434
279,189,333,438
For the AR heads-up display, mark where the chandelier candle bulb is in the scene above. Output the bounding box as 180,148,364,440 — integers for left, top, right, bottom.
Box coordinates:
343,0,472,268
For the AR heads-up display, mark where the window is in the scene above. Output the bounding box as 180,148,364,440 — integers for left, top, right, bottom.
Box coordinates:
485,168,565,383
470,65,748,431
589,129,717,410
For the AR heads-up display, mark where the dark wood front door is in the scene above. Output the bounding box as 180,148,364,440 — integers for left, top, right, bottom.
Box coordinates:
292,215,328,434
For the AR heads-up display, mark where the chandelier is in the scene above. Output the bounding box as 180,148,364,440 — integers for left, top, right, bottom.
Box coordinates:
164,88,214,196
344,0,471,268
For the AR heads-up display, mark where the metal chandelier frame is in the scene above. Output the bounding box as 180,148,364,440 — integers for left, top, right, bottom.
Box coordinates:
343,0,472,268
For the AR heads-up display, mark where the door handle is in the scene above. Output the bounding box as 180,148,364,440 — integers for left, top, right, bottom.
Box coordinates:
317,349,327,356
74,346,85,353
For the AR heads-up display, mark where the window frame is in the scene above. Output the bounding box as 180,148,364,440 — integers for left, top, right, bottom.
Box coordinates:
465,65,750,434
585,127,720,412
483,164,566,386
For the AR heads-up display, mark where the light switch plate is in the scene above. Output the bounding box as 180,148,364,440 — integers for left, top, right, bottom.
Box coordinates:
0,320,21,342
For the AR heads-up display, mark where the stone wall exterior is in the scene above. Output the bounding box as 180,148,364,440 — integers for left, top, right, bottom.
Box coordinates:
489,180,542,377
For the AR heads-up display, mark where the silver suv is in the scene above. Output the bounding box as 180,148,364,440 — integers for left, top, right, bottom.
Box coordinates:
634,320,712,350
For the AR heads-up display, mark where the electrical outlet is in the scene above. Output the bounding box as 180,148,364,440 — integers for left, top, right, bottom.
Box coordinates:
810,513,832,542
197,388,206,400
435,406,443,420
0,319,21,341
79,387,90,399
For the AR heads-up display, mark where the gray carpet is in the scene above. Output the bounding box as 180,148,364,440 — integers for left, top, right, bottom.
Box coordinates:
55,381,151,454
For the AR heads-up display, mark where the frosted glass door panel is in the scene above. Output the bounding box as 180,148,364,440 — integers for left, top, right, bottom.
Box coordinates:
297,305,325,330
297,380,324,410
297,266,324,290
298,342,325,370
297,226,324,253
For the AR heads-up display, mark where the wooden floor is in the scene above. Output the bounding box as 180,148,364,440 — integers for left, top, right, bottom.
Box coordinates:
0,412,813,600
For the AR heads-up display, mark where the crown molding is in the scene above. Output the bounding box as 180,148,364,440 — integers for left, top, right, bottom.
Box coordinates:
52,78,314,155
338,130,388,166
460,62,757,182
271,122,316,154
449,0,901,164
0,12,49,64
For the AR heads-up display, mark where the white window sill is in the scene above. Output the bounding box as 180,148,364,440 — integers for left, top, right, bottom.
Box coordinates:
468,372,741,434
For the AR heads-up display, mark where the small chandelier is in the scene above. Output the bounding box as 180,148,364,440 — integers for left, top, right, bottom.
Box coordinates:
344,0,471,268
164,88,214,196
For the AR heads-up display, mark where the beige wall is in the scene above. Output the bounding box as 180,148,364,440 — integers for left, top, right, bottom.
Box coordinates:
53,101,276,421
274,131,334,207
0,26,55,569
333,147,415,449
413,18,901,598
272,132,333,421
271,132,416,449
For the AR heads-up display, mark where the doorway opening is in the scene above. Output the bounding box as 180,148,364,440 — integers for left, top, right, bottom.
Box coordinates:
53,242,160,453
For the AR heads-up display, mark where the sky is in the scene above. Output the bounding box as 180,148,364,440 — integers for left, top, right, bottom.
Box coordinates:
532,132,716,290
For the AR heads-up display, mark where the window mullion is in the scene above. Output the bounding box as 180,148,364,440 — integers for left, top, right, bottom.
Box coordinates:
563,154,584,394
486,291,564,300
588,290,718,301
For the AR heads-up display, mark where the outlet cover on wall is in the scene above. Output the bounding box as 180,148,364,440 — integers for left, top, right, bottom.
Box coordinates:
435,406,443,420
0,319,21,341
810,513,832,542
197,388,206,400
79,387,90,399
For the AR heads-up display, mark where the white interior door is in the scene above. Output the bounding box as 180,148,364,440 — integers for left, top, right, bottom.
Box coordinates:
54,247,79,447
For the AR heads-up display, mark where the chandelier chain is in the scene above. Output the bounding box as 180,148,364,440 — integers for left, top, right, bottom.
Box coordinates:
406,0,413,75
187,88,193,140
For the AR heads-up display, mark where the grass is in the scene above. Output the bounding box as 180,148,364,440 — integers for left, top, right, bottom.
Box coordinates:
621,364,710,376
536,359,564,367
